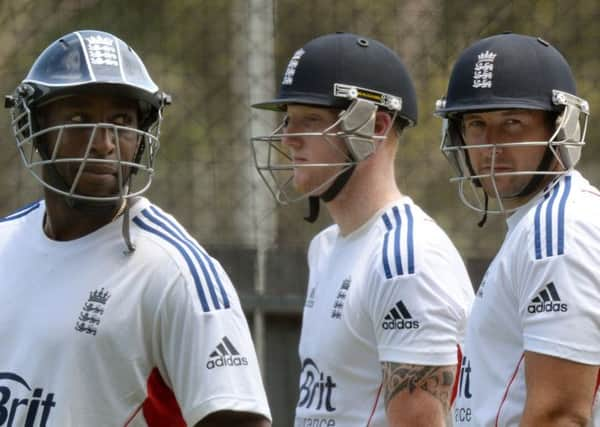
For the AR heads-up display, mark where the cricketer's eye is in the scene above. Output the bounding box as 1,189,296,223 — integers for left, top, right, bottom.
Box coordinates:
68,113,86,123
111,113,135,127
464,119,485,130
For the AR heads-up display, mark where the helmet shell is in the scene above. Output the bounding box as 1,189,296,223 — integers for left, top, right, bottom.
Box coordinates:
253,32,417,125
18,30,166,121
437,33,576,117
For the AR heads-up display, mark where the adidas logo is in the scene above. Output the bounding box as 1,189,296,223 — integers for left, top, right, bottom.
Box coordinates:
206,336,248,369
527,282,568,314
382,300,420,329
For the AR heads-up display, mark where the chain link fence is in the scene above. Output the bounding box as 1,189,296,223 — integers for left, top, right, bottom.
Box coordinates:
1,1,598,424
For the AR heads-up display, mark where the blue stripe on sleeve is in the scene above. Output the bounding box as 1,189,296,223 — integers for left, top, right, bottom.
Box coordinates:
141,208,227,310
544,184,560,257
148,206,230,309
404,204,415,274
132,215,211,312
381,213,393,279
0,201,41,222
382,213,392,230
392,206,404,276
557,176,571,255
534,195,546,260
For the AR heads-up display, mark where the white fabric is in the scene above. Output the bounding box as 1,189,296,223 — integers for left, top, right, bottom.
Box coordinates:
0,197,270,426
453,171,600,426
295,197,474,427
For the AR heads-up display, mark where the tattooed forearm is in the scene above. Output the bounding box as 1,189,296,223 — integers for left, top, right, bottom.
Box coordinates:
381,362,456,413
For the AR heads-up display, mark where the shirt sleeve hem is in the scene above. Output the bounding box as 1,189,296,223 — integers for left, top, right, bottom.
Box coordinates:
378,347,458,365
184,396,272,426
524,334,600,365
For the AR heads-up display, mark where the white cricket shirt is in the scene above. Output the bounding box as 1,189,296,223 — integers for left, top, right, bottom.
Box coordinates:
0,197,271,426
295,197,474,427
453,171,600,426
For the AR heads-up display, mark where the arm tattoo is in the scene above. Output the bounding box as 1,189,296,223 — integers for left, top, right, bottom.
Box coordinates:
381,362,456,414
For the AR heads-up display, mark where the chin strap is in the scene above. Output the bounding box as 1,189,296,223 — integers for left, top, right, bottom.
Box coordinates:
303,165,356,223
477,193,488,228
121,199,136,253
303,196,320,223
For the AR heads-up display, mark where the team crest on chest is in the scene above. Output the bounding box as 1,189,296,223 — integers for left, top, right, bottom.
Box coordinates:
331,277,351,319
74,288,111,336
472,50,497,88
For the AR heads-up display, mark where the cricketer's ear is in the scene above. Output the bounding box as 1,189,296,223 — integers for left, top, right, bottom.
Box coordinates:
375,110,392,135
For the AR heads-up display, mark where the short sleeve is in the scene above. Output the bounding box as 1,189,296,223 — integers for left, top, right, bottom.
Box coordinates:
156,265,271,425
368,232,473,366
519,219,600,365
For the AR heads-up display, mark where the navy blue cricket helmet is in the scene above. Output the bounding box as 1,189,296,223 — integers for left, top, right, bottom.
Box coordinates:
436,33,589,216
250,33,418,220
254,32,418,126
437,33,577,116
